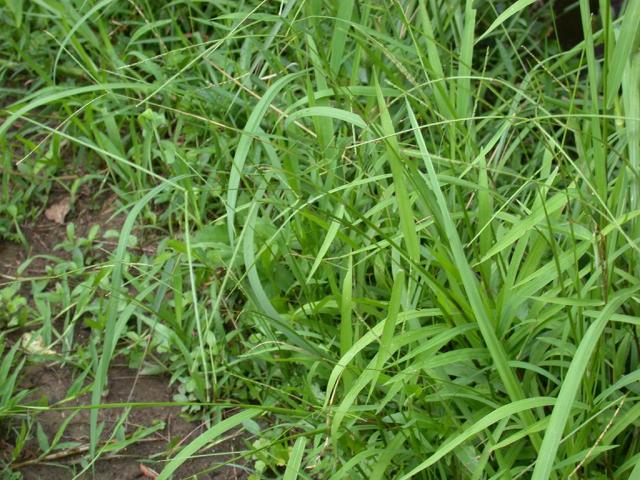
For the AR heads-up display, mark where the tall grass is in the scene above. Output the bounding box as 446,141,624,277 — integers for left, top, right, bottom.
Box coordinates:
1,0,640,478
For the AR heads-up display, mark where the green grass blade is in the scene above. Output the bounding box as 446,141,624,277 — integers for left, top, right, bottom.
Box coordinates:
283,436,308,480
227,71,304,242
90,179,180,457
606,0,640,108
371,432,405,480
52,0,112,80
531,285,640,480
456,0,475,120
157,409,260,480
340,253,354,388
406,103,528,406
329,0,354,76
285,106,367,130
477,0,537,43
372,270,404,389
401,397,555,478
628,455,640,480
0,83,150,137
375,78,420,264
479,190,569,264
306,203,345,282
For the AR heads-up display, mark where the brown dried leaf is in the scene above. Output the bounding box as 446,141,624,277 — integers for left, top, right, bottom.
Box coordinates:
44,197,71,224
139,464,159,479
21,332,56,355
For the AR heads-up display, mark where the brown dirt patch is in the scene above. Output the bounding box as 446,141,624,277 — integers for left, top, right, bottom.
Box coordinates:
0,240,23,280
1,187,250,479
0,186,124,281
11,364,249,480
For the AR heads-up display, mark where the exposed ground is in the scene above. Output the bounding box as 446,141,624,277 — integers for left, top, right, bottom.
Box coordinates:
1,194,248,479
15,364,247,480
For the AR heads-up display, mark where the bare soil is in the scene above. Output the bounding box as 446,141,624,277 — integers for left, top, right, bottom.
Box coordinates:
13,364,248,480
1,186,124,280
1,189,250,479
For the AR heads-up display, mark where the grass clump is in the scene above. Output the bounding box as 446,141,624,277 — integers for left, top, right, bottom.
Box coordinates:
1,0,640,478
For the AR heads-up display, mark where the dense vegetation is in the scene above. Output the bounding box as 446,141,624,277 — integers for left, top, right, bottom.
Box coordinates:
1,0,640,478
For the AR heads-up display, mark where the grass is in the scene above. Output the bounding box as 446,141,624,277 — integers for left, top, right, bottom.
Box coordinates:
1,0,640,478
